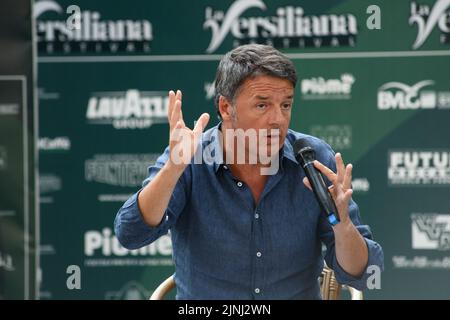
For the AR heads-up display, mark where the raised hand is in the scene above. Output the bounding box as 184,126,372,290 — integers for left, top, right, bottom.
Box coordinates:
303,153,353,224
167,90,210,168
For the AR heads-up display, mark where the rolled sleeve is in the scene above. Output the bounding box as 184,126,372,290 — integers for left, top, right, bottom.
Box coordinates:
325,227,385,291
114,190,172,250
114,146,189,250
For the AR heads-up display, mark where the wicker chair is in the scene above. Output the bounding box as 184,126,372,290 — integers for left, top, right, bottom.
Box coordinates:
319,265,363,300
150,274,176,300
149,266,363,300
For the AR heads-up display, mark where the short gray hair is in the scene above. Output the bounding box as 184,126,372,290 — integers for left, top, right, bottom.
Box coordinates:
214,44,297,119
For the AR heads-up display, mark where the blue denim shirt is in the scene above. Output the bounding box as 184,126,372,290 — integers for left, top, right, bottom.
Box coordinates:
114,124,384,299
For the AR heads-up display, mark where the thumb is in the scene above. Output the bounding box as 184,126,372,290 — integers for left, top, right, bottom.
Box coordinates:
303,177,312,191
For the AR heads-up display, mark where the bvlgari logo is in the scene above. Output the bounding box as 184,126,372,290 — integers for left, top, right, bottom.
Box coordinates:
203,0,358,53
34,0,153,55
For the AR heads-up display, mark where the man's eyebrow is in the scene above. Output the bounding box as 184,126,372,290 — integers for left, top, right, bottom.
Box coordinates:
254,95,294,99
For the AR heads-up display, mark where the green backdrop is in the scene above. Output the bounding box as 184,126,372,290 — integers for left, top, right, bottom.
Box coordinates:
36,0,450,299
0,0,38,300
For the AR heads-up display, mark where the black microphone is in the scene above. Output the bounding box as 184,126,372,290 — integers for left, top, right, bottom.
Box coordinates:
293,139,340,226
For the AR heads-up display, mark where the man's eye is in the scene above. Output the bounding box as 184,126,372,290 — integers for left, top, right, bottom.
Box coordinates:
256,104,267,109
282,103,292,110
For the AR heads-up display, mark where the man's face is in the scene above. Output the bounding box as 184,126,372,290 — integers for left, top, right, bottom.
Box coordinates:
223,75,294,158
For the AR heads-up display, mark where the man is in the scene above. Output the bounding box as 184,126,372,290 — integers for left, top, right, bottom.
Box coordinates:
114,44,384,299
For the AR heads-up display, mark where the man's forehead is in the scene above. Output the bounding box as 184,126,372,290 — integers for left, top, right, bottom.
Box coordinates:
241,76,294,96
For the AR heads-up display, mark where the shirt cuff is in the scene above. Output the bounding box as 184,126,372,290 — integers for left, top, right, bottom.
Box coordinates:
114,190,170,250
330,237,384,291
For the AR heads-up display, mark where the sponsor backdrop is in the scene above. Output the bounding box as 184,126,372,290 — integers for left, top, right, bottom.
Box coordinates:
36,0,450,299
0,0,38,299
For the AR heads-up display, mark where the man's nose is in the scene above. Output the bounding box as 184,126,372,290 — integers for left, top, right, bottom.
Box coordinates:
268,106,284,125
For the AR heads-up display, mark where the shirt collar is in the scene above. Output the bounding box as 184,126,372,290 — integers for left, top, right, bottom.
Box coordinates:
281,135,299,166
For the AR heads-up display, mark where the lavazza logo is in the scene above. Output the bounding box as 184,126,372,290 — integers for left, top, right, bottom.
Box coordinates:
388,150,450,185
84,228,173,267
86,90,168,129
203,0,358,53
301,74,355,100
34,0,153,54
409,0,450,49
85,153,159,187
377,80,450,110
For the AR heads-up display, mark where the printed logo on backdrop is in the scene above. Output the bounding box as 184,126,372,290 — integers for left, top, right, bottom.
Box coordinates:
204,81,215,101
203,0,358,53
0,251,15,271
38,88,60,100
0,146,7,170
305,127,370,193
310,125,352,150
411,214,450,250
39,173,62,204
351,178,370,193
38,136,71,152
105,281,151,300
409,0,450,49
0,103,19,116
388,150,450,185
84,228,173,267
40,244,56,256
86,90,168,130
301,74,355,100
85,153,160,202
392,213,450,270
85,153,159,187
34,0,153,55
378,80,450,110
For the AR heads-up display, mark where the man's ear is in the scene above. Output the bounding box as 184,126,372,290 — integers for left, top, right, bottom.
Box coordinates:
218,95,233,121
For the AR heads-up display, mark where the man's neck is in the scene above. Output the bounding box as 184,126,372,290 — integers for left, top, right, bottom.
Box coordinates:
220,123,271,179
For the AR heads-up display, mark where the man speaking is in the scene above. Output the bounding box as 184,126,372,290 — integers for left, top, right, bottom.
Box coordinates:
114,44,384,299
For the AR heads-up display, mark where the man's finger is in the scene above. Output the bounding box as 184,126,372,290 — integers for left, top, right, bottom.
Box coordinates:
343,163,353,190
343,188,353,203
335,153,345,184
179,108,185,127
171,99,182,124
167,90,175,122
170,120,184,143
313,160,337,184
193,113,210,138
303,177,312,191
176,90,182,102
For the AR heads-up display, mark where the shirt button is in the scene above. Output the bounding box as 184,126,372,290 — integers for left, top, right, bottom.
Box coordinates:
254,288,260,294
256,252,262,258
237,181,243,187
254,213,259,219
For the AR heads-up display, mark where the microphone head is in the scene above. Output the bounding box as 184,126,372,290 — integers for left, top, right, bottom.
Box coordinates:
293,138,315,164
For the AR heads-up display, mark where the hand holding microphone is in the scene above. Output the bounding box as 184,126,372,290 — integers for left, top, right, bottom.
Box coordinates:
293,139,354,226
